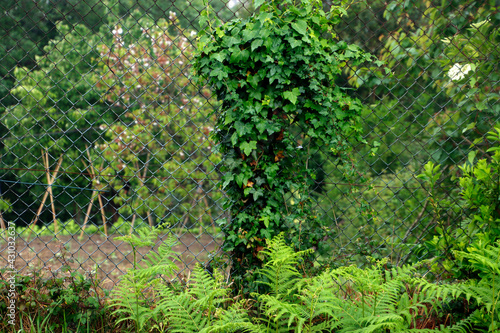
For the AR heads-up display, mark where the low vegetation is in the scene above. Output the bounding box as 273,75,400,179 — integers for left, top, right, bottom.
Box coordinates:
2,229,500,332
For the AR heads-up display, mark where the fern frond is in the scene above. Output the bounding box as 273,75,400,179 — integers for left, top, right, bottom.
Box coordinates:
135,236,179,282
257,233,313,298
295,271,341,324
258,293,302,327
115,226,159,248
201,304,261,333
159,289,209,333
455,241,500,276
108,271,157,330
189,264,231,309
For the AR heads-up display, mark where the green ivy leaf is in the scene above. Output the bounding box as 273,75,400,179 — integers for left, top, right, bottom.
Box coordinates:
286,37,302,48
291,20,308,36
254,0,266,9
283,88,300,105
210,67,228,80
240,141,257,156
222,174,234,189
235,121,252,136
230,48,250,63
248,74,260,88
260,215,270,228
251,39,263,51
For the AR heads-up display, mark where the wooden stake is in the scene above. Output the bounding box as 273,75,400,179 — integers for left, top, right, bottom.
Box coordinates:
28,152,63,239
80,192,96,239
129,214,136,235
43,150,58,235
97,192,107,237
85,147,108,237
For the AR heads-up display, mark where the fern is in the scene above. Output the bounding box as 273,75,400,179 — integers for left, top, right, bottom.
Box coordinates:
135,235,179,282
455,241,500,331
108,271,156,331
199,303,262,333
257,233,313,298
109,232,497,332
253,239,470,333
330,263,454,332
107,227,179,332
158,264,233,332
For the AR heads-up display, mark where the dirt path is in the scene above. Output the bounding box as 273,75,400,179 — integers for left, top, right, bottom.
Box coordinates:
0,231,225,289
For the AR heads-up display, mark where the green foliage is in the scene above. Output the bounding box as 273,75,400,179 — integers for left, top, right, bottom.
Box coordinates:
15,232,487,332
421,240,500,332
1,10,223,230
455,241,500,331
0,261,109,332
243,236,470,332
322,1,499,266
107,224,233,332
94,14,222,228
193,0,373,287
158,265,232,333
14,219,99,238
1,21,111,224
108,226,179,332
418,125,500,275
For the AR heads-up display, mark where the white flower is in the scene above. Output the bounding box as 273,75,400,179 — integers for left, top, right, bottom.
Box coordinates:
448,63,472,81
112,27,123,35
190,31,196,37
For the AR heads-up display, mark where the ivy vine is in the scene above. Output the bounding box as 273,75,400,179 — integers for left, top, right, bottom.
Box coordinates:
194,0,373,289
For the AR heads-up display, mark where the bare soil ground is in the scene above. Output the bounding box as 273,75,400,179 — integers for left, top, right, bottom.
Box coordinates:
0,232,224,289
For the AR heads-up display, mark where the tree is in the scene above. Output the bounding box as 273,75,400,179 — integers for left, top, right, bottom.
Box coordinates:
94,14,222,229
1,22,109,224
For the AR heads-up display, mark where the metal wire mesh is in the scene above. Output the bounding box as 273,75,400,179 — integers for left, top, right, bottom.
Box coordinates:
0,0,498,286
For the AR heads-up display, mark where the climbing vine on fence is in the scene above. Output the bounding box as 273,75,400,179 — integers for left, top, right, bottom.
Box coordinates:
194,0,373,289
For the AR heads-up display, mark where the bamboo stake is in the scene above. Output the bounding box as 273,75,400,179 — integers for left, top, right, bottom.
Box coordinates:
43,150,58,235
28,153,63,239
85,147,108,237
97,192,107,236
80,192,96,239
129,214,137,235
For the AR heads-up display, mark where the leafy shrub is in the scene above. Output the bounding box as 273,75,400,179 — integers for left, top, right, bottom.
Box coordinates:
0,261,109,332
418,126,500,276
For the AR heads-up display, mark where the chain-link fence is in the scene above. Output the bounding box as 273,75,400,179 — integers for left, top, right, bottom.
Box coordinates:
0,0,498,286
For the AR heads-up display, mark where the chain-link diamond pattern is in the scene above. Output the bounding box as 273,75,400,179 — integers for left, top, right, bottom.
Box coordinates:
0,0,498,286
